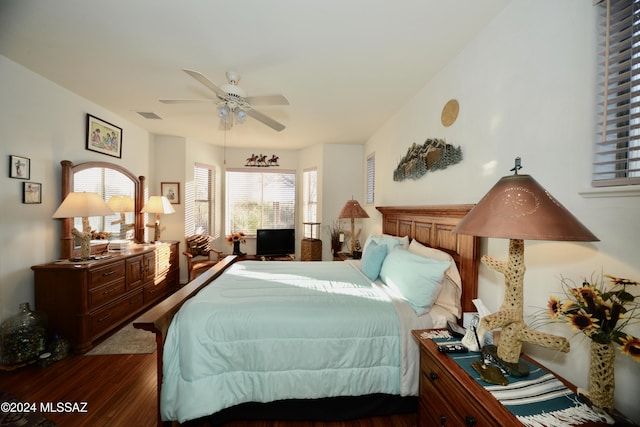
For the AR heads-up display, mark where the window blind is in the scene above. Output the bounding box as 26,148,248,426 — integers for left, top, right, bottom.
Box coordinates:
366,153,375,204
188,163,215,236
302,168,318,238
594,0,640,186
226,169,296,236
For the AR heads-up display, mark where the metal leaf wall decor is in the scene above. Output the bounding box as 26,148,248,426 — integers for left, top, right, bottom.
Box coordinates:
393,138,462,182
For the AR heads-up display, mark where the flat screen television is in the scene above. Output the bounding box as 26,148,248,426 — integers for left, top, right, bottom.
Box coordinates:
256,228,295,257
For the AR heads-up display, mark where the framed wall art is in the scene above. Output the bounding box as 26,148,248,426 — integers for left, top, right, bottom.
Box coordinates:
23,182,42,204
86,114,123,158
161,182,180,204
9,155,30,179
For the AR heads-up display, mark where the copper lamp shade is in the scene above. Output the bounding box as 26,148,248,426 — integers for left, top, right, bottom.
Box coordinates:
454,173,598,242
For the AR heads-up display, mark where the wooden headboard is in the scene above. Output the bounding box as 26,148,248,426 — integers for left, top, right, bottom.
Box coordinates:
376,205,479,314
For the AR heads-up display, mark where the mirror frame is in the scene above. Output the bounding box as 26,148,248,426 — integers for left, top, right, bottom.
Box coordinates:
59,160,146,259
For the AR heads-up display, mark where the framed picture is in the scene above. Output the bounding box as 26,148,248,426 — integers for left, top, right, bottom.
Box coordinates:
86,114,123,158
161,182,180,204
9,155,30,179
23,182,42,204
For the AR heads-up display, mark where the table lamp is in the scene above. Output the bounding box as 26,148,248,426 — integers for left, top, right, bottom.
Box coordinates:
141,196,175,242
107,195,135,240
338,198,369,255
453,158,599,375
52,192,114,260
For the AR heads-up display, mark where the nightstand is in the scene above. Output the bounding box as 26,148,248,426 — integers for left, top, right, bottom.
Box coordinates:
412,330,636,427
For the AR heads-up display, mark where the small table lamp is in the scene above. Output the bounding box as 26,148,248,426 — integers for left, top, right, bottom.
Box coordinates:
454,158,599,375
338,198,369,255
107,195,135,240
141,196,175,242
52,192,114,260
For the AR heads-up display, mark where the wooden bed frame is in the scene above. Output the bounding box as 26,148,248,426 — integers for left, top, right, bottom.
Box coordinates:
134,204,479,426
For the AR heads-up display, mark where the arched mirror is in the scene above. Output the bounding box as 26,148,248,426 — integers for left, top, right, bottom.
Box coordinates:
59,160,145,259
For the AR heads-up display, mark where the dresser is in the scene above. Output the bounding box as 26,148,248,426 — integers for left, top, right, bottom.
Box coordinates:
412,330,634,427
32,242,179,353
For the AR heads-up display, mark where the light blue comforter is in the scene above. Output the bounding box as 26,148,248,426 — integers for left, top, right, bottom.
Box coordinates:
161,261,402,422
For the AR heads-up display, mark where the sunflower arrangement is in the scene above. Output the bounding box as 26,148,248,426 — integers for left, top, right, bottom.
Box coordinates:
545,274,640,362
225,232,246,245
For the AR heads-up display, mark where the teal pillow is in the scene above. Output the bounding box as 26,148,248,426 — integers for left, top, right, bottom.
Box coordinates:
379,248,450,316
360,240,388,280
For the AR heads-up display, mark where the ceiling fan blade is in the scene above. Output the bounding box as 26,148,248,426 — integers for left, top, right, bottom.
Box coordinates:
244,94,289,106
246,109,286,132
159,99,214,104
183,69,227,98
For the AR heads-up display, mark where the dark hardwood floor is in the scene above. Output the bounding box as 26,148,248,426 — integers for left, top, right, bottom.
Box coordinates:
0,350,417,427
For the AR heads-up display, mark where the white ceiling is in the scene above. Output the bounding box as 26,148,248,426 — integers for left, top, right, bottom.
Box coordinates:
0,0,510,150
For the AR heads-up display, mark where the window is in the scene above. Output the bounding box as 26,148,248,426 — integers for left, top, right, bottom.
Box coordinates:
302,168,317,238
187,163,215,236
366,152,375,204
225,169,296,236
594,0,640,186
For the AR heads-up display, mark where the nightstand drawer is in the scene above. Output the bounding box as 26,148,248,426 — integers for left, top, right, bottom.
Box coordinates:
420,346,497,426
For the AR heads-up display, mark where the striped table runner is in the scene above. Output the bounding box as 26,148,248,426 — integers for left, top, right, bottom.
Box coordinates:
430,335,606,426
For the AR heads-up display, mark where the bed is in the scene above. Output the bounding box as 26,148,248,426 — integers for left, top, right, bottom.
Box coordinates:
134,205,479,426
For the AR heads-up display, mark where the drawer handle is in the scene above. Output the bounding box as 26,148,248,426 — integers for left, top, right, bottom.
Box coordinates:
97,313,112,323
148,286,158,294
465,416,476,426
440,414,446,426
102,288,116,295
429,372,439,381
102,270,116,277
130,298,141,305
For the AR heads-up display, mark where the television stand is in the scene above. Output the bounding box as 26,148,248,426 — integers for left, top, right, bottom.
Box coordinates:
259,254,295,261
228,254,295,261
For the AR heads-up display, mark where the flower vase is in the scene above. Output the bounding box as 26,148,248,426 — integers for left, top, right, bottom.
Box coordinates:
589,341,615,410
232,241,245,256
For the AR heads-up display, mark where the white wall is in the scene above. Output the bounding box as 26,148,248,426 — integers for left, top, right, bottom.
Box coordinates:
0,55,153,323
363,1,640,421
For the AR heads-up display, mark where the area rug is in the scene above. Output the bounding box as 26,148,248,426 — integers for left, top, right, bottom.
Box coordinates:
0,391,57,427
84,323,156,355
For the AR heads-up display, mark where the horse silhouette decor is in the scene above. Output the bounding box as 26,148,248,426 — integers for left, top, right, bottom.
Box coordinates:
245,154,280,167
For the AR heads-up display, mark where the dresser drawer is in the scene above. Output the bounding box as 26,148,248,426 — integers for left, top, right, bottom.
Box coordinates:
88,279,126,310
89,289,144,337
89,261,125,289
143,274,173,305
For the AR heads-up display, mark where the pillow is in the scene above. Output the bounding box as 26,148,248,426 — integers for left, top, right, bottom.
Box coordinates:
379,248,450,316
408,240,463,318
363,234,409,254
360,240,388,280
185,235,212,256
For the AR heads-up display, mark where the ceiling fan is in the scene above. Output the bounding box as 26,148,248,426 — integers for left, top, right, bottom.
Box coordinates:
160,70,289,132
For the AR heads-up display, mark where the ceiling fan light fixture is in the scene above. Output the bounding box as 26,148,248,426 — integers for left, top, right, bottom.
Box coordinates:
218,106,229,118
236,110,246,124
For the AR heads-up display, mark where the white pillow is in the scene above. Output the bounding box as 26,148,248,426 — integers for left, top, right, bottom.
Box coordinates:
362,234,409,254
408,239,463,319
